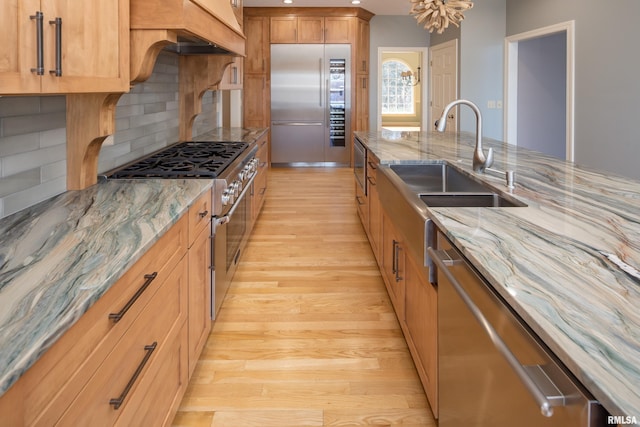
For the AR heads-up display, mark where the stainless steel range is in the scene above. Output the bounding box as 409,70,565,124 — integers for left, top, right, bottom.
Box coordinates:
105,140,259,319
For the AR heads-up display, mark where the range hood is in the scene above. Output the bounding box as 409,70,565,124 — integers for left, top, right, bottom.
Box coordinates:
163,37,235,56
130,0,246,82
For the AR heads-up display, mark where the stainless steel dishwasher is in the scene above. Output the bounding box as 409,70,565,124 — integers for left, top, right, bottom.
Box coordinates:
428,232,608,426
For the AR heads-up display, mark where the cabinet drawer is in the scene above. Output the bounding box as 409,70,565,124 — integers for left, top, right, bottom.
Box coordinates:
188,191,212,247
116,324,188,427
20,215,188,426
57,256,188,426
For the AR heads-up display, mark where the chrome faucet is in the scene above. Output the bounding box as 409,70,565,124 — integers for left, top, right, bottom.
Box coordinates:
436,99,494,172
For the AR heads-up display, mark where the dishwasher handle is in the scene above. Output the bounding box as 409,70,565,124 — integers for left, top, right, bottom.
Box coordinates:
428,247,555,418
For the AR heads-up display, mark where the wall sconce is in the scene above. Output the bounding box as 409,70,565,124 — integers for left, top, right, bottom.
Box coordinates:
401,67,421,86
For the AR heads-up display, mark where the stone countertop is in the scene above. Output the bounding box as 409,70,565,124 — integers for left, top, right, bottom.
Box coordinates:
0,127,268,398
355,129,640,417
0,178,211,397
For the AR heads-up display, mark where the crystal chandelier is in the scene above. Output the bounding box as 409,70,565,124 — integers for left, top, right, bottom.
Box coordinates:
410,0,473,34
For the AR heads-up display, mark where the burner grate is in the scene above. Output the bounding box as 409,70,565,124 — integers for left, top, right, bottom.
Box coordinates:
109,141,248,179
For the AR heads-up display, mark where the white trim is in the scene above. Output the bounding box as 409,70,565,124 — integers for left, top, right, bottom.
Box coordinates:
504,20,575,161
377,47,429,131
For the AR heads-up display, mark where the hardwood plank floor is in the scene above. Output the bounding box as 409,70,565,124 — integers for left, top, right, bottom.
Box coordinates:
172,167,436,427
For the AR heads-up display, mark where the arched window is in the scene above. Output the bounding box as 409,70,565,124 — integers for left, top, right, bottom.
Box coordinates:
381,59,415,115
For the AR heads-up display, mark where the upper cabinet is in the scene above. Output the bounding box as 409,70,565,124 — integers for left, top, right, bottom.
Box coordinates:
270,16,352,44
356,18,370,74
0,0,129,95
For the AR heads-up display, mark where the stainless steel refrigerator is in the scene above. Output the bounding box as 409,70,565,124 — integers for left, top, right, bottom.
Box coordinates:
270,44,351,166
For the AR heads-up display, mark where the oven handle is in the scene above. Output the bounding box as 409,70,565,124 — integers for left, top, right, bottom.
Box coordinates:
214,170,257,228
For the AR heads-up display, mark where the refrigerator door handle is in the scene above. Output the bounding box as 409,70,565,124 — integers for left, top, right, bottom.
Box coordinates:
326,79,330,128
319,58,323,107
272,122,324,126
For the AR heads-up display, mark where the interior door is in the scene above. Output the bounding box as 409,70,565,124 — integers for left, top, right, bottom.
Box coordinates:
430,40,458,132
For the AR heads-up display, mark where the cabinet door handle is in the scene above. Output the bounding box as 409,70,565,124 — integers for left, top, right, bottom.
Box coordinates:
30,11,44,75
362,77,367,90
49,17,62,76
392,239,401,281
109,272,158,323
198,209,209,219
362,60,366,72
109,342,157,410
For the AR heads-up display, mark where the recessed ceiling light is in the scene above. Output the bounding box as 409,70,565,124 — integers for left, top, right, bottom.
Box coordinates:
283,0,293,3
352,0,361,4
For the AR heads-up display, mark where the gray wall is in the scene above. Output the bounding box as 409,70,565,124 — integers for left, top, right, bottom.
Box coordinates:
506,0,640,179
517,32,566,159
369,16,430,130
0,51,220,219
459,0,506,140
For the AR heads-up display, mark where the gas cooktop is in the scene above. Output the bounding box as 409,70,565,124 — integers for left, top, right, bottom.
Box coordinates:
108,141,249,179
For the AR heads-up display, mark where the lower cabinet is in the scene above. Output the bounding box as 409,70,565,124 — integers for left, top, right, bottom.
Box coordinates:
404,253,438,418
381,211,405,322
251,132,269,223
366,195,438,417
187,192,213,377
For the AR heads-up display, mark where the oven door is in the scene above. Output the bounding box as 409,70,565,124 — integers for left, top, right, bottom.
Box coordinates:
212,174,256,319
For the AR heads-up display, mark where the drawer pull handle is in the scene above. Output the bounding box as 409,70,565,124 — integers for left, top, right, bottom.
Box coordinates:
198,210,209,219
109,272,158,323
109,342,157,410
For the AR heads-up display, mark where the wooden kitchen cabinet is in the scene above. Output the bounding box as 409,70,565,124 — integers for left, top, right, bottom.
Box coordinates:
243,14,270,132
0,0,129,94
381,211,406,323
243,74,269,129
0,214,190,426
354,74,370,131
187,192,212,377
56,257,189,426
252,133,269,223
356,18,370,74
404,253,438,418
324,17,352,43
367,152,382,264
244,16,269,74
355,176,367,228
270,16,351,44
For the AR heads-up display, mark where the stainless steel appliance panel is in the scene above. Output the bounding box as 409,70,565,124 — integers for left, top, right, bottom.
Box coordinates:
353,136,366,194
430,235,607,426
271,122,325,164
271,44,325,122
270,44,351,165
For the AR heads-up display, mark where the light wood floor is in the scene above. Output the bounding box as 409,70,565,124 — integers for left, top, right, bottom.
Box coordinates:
172,167,436,427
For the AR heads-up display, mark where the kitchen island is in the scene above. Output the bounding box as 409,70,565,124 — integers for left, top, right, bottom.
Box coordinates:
355,129,640,419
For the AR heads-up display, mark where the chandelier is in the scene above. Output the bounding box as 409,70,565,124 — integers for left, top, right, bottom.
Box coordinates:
410,0,474,34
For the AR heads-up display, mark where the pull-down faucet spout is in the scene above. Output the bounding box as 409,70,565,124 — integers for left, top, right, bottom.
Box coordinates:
435,99,494,172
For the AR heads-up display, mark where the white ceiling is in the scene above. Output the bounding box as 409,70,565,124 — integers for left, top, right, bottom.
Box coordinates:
242,0,413,16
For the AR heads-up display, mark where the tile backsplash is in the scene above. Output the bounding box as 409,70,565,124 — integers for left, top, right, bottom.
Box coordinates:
0,52,221,219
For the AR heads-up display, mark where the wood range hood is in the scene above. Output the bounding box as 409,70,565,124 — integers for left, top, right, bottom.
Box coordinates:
68,0,246,190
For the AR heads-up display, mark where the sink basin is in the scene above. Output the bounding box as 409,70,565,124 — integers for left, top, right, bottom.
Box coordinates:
389,163,489,193
419,193,526,208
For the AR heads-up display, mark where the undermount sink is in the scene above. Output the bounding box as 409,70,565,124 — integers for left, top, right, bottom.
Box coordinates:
389,163,489,193
419,193,525,208
388,162,527,208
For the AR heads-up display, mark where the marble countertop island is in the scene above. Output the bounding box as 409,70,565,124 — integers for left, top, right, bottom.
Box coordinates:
355,130,640,418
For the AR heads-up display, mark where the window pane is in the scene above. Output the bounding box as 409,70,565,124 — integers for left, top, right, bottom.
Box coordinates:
381,59,415,115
